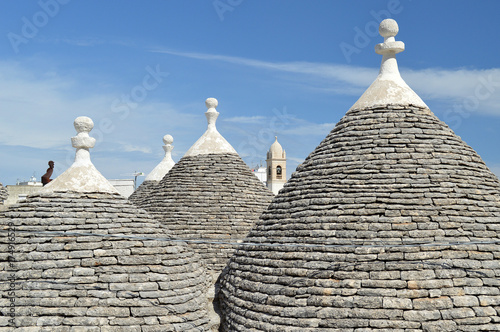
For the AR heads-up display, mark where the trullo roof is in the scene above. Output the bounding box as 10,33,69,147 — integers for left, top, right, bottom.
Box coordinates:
219,19,500,331
0,116,212,331
129,134,175,206
137,98,274,274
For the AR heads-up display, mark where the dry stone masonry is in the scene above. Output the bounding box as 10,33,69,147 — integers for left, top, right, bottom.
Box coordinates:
140,153,274,274
137,98,274,275
0,116,211,331
0,192,211,332
129,180,159,207
136,98,274,330
219,19,500,331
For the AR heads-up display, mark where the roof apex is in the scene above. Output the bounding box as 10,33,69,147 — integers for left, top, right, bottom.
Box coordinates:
349,19,427,110
43,116,119,194
145,134,175,181
184,98,237,157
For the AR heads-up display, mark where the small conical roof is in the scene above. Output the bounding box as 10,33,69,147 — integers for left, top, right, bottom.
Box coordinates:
1,116,211,331
145,134,175,181
43,116,118,194
220,19,500,331
184,98,237,157
128,179,157,207
129,134,175,206
137,98,274,274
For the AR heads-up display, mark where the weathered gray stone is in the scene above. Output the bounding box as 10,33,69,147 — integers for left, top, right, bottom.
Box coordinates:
413,297,453,310
134,153,274,274
441,307,475,319
452,295,479,307
220,103,500,331
383,297,412,309
479,296,500,306
421,320,457,332
403,310,441,321
0,192,210,331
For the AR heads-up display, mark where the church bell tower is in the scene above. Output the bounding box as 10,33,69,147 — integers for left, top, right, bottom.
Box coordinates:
266,136,286,195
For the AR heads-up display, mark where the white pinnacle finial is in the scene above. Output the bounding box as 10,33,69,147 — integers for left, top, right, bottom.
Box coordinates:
205,97,219,130
205,97,218,110
379,19,400,40
43,116,119,194
183,97,237,157
162,135,174,159
145,134,175,182
163,134,174,145
162,135,174,157
348,19,427,110
72,116,96,165
375,19,404,76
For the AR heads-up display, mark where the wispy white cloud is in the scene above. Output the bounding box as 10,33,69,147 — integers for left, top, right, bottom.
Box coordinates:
153,48,376,90
154,49,500,116
0,61,99,148
404,68,500,116
38,36,136,48
3,49,500,187
122,144,152,154
59,38,106,47
223,116,267,124
0,60,199,151
222,111,336,173
0,60,206,184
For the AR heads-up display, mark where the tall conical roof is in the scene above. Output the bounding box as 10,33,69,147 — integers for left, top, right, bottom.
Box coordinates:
220,19,500,331
129,134,175,206
137,98,274,274
1,116,211,331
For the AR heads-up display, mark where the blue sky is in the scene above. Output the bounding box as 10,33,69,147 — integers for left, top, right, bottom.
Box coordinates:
1,0,499,186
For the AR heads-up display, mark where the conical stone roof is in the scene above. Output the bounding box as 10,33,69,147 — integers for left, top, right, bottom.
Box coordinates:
1,116,211,331
220,19,500,331
129,134,175,206
129,179,157,205
137,98,274,274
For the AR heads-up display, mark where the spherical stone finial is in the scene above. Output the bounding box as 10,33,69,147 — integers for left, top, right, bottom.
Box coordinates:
163,134,174,145
205,98,218,110
72,116,96,150
74,116,94,134
379,19,399,38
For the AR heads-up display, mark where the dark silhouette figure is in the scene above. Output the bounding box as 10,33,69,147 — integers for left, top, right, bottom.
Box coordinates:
41,161,54,186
